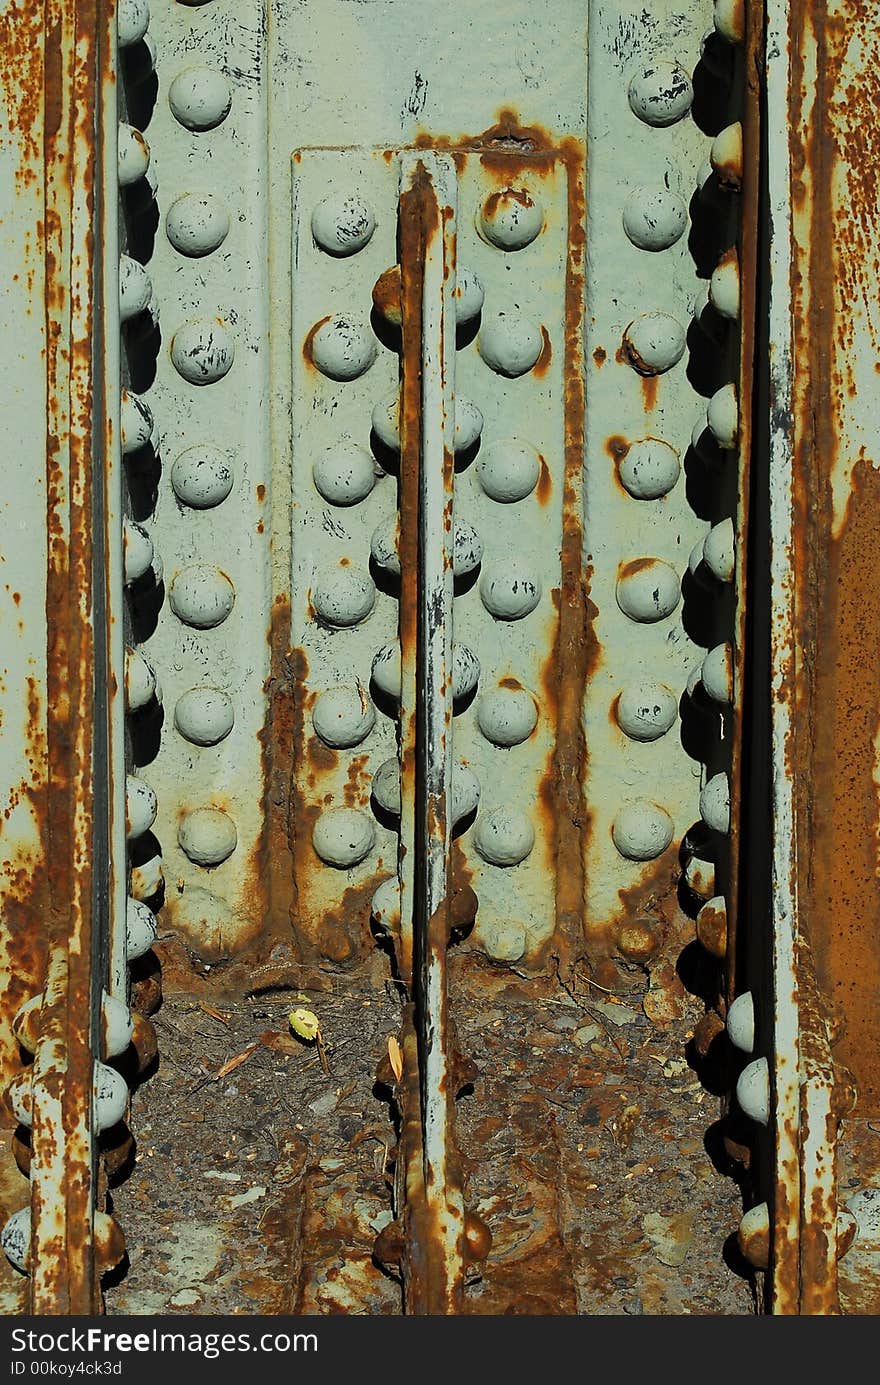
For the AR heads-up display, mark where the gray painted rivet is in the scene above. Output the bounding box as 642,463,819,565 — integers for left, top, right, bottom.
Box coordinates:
166,193,230,257
171,318,235,386
178,807,238,866
312,193,376,256
169,566,235,629
628,62,694,126
170,445,235,509
168,66,232,131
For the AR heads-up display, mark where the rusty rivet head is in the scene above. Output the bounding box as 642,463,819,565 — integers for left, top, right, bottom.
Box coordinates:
7,1069,33,1128
171,317,235,385
703,518,735,583
707,382,739,450
727,992,755,1054
628,62,694,126
372,266,402,325
612,800,674,861
478,309,544,378
94,1212,127,1273
312,684,375,748
12,994,43,1055
683,847,716,900
476,437,541,503
170,566,236,629
130,1011,159,1076
130,852,163,903
464,1211,492,1263
701,643,733,704
178,807,238,866
314,441,377,507
737,1203,770,1269
478,187,543,251
692,1009,726,1057
310,314,377,382
313,806,376,868
618,437,680,500
616,558,681,623
118,123,150,186
710,122,744,190
169,66,232,131
616,681,677,742
710,248,741,320
736,1056,770,1126
836,1207,858,1261
125,775,158,840
714,0,745,43
1,1206,31,1274
174,687,235,746
166,192,231,257
312,192,376,257
371,877,401,934
616,920,659,963
696,895,727,956
623,312,686,376
622,186,688,251
171,444,235,509
474,808,534,867
118,0,149,48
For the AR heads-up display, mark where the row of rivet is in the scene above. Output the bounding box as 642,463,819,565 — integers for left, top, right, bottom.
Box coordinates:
300,184,547,882
702,1,769,1273
156,18,244,871
606,40,696,868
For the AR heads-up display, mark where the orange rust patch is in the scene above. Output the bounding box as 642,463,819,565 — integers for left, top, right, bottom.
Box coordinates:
533,325,552,378
301,314,330,369
640,375,659,412
592,346,607,368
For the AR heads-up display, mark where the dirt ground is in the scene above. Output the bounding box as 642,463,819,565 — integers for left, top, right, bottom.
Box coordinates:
105,938,755,1316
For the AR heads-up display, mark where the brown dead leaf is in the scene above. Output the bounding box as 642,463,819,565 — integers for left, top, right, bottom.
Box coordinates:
260,1030,301,1056
213,1041,261,1080
199,1002,231,1026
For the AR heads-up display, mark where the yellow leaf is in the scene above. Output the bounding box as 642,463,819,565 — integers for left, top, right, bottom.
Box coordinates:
289,1007,321,1042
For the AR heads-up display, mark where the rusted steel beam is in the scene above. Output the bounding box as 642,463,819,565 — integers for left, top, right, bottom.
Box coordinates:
397,152,466,1314
768,0,880,1315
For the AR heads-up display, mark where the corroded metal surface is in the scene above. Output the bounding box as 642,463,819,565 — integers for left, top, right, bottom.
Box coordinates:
5,0,879,1317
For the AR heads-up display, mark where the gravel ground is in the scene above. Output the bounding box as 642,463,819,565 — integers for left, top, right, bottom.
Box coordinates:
106,944,755,1316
